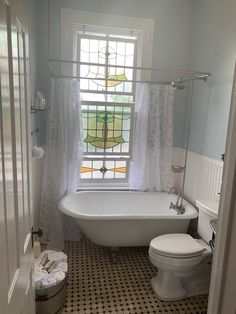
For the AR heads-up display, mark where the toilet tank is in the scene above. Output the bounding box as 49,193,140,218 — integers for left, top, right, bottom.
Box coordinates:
196,199,219,243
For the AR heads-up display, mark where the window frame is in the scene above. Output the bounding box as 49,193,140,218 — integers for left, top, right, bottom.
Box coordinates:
60,8,155,80
76,32,138,97
78,30,135,184
60,9,155,187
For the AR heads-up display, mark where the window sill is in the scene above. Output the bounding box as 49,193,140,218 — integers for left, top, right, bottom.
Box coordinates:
77,185,130,191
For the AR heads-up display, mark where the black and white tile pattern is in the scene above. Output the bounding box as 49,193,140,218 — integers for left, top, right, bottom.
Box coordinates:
62,237,208,314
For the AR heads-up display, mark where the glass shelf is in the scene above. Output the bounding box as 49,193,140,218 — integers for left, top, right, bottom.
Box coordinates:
31,106,48,113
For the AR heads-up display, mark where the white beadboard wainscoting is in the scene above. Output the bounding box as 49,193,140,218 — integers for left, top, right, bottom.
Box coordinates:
172,148,224,204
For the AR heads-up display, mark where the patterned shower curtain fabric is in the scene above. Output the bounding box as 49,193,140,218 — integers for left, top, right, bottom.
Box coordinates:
129,83,174,192
40,78,83,250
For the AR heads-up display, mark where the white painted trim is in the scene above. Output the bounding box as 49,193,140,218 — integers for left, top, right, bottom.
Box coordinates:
77,186,129,191
173,147,223,167
207,62,236,314
61,8,155,32
60,9,154,186
188,150,223,167
60,8,155,79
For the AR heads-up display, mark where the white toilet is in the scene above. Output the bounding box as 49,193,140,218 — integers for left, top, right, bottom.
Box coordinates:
149,199,218,301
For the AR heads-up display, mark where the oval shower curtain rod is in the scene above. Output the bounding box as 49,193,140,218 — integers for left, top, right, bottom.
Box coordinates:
47,59,211,85
49,58,211,77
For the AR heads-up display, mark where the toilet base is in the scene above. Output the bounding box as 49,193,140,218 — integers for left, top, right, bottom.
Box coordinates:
151,272,186,301
151,259,212,301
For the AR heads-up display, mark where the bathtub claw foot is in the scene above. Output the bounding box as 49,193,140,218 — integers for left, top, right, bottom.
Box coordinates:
110,247,119,264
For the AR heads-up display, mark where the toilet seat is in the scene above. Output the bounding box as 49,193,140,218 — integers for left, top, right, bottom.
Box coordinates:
149,246,204,259
149,248,206,268
150,234,206,259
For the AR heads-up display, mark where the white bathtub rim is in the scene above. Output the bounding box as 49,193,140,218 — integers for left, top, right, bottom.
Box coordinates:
58,191,198,221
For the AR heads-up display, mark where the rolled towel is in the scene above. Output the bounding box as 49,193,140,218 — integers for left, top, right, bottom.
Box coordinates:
42,250,55,258
44,260,57,272
41,274,57,288
39,251,53,265
50,262,68,274
53,271,65,284
43,250,67,263
38,252,49,267
50,252,67,263
35,270,48,289
34,262,43,271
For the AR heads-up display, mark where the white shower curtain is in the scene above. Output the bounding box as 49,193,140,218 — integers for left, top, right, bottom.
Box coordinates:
129,83,174,192
40,78,83,250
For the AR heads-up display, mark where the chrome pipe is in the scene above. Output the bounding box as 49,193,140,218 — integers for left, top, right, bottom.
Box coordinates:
180,79,194,208
47,62,210,85
48,58,211,77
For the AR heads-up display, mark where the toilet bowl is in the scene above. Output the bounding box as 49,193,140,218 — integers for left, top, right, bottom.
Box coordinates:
149,199,219,301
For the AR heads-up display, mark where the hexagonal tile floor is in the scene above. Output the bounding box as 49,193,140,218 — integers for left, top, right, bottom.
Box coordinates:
62,237,208,314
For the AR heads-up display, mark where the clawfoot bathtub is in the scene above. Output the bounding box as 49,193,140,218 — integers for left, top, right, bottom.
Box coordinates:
59,191,198,247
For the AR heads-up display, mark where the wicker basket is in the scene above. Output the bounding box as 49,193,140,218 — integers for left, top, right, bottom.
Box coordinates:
36,275,67,314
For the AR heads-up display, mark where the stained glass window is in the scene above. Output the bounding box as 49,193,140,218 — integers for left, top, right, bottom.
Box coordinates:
79,36,135,96
81,160,127,180
82,103,132,153
77,25,137,183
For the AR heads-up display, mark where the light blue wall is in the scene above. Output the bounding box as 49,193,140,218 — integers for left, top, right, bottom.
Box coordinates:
34,0,235,159
49,0,193,69
189,0,236,159
34,0,193,146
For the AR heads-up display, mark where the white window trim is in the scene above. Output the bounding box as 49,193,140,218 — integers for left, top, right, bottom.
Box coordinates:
60,8,155,80
60,9,155,187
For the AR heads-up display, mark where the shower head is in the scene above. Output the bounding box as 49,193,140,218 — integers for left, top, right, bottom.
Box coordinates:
171,80,185,90
171,73,210,90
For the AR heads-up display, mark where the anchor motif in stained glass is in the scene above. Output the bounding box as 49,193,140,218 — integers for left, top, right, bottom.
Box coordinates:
84,111,125,149
85,45,128,87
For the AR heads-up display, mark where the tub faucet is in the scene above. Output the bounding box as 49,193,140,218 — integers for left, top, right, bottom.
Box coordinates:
168,186,185,215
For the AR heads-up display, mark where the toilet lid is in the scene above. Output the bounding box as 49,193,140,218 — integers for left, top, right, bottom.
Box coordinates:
150,234,205,257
